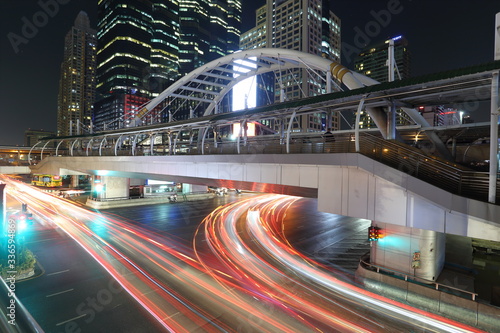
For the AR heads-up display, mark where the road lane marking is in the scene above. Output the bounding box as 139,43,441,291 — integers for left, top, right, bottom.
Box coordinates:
56,314,87,326
46,288,74,298
24,237,60,244
111,303,122,310
47,269,70,276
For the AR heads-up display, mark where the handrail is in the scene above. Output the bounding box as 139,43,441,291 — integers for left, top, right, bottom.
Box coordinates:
356,133,500,203
359,256,479,301
34,131,500,204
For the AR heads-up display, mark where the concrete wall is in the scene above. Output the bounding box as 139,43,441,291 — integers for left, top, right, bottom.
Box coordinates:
0,166,31,174
86,192,214,209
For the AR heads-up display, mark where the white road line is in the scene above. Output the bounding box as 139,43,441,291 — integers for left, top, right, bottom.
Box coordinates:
56,314,87,326
47,269,70,276
24,237,60,244
46,288,74,298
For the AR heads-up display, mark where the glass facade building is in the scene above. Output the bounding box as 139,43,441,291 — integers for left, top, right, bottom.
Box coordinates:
240,0,341,132
57,11,97,137
94,0,241,130
354,36,411,83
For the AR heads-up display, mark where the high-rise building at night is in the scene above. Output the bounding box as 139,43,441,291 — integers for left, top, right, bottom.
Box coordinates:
354,35,411,83
94,0,241,130
57,11,97,137
179,0,241,73
354,36,412,129
94,0,179,129
240,0,341,132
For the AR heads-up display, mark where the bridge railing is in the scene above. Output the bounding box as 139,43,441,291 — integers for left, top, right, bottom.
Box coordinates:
359,254,479,301
47,132,499,204
357,133,500,203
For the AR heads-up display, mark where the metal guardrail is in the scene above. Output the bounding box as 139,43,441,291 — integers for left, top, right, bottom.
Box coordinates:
359,255,479,301
0,277,44,332
356,134,500,204
40,132,500,205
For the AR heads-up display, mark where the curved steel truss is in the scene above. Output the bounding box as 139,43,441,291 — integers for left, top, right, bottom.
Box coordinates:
135,48,377,122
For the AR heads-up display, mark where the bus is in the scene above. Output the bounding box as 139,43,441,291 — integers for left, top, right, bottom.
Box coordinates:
31,174,63,187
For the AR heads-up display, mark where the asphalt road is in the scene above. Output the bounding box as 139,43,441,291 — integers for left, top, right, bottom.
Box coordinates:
9,197,165,333
10,192,373,332
6,183,487,332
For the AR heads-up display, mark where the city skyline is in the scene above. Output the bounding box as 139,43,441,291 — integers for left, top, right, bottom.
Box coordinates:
1,1,499,146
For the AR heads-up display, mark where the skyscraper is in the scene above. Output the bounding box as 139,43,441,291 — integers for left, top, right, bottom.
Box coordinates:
57,11,97,137
178,0,241,73
240,0,341,132
354,36,411,83
94,0,242,130
94,0,179,129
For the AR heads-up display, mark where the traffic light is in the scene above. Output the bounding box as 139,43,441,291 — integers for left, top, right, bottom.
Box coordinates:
17,213,28,231
95,183,104,193
9,212,28,231
368,226,382,241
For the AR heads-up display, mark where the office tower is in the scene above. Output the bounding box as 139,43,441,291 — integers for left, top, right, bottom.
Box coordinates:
94,0,241,130
57,11,97,137
354,36,412,129
178,0,241,74
94,0,179,129
176,0,242,116
240,0,341,132
354,36,411,83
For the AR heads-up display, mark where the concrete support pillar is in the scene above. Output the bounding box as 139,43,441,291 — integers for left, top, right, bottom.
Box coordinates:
71,175,79,188
495,12,500,61
91,176,129,200
489,71,499,204
387,101,397,140
370,223,446,282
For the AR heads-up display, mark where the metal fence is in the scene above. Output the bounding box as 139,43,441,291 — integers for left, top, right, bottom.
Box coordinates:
359,254,478,301
48,132,500,204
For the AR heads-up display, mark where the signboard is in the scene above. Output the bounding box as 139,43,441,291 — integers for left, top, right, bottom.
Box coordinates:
411,251,421,269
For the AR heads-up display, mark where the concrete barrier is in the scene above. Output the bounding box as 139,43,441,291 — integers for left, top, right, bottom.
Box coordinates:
356,264,500,332
86,193,215,209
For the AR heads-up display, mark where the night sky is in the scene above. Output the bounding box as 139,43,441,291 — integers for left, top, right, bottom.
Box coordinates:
0,1,499,146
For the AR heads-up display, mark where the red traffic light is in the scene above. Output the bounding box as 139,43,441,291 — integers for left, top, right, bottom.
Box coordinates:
368,226,382,241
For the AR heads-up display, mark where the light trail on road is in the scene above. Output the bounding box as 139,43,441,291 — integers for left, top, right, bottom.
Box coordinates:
2,175,486,332
194,194,486,333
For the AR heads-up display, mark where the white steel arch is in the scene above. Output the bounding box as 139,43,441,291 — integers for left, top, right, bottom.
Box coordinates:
135,48,379,121
132,48,448,156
